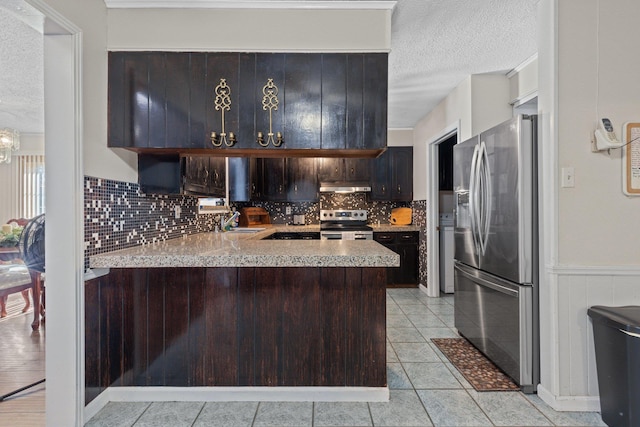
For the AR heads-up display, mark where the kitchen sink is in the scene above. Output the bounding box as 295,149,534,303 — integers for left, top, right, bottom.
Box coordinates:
227,227,266,233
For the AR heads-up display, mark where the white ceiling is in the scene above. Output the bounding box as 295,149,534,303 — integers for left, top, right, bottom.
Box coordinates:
0,0,44,134
0,0,537,134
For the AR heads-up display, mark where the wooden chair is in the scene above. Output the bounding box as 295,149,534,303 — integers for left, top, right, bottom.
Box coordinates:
0,263,32,318
6,218,29,227
2,220,30,315
1,219,42,327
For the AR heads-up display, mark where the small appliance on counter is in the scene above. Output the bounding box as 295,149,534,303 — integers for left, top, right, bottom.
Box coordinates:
390,207,412,225
238,207,271,227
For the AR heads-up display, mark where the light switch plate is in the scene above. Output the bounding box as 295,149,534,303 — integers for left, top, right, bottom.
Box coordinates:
561,167,575,188
286,206,292,215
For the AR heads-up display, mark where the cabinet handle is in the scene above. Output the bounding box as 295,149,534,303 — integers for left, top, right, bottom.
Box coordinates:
397,185,401,193
350,167,355,175
382,185,386,193
294,184,298,193
279,185,283,193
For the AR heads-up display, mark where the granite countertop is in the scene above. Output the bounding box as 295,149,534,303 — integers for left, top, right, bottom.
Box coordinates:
90,229,400,269
370,224,421,232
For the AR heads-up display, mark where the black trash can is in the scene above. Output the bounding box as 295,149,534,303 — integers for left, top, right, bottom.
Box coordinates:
588,305,640,427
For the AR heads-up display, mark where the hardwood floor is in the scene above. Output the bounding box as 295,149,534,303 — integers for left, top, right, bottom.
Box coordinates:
0,294,45,427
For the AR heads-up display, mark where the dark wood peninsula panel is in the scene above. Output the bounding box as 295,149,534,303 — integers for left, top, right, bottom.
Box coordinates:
85,266,387,404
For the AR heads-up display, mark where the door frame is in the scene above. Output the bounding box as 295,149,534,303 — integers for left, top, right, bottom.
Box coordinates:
30,0,85,425
424,121,459,298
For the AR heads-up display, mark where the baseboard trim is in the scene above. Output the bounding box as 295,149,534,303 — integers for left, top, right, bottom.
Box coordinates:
84,390,111,423
84,386,389,419
537,384,602,412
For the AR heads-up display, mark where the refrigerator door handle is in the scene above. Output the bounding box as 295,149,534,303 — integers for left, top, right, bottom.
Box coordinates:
455,262,519,297
469,144,481,253
479,141,492,255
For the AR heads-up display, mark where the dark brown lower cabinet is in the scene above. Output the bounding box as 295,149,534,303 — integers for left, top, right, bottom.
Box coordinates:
85,266,387,404
374,231,419,287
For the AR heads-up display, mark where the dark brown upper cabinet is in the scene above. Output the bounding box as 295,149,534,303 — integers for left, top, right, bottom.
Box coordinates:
109,52,209,149
287,158,318,201
183,156,226,197
108,52,388,157
317,157,370,183
284,54,322,150
370,147,413,202
237,53,287,150
249,157,318,202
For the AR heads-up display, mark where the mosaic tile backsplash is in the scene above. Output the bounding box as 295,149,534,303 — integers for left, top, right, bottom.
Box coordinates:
84,176,429,287
233,193,411,225
84,176,215,269
411,199,428,287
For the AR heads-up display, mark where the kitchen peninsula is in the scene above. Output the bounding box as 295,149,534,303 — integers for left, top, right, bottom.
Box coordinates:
86,231,399,404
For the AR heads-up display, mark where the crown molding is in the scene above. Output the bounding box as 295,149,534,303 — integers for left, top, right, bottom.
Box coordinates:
103,0,397,10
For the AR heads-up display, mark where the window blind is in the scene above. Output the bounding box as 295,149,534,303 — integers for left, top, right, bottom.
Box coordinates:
5,155,46,220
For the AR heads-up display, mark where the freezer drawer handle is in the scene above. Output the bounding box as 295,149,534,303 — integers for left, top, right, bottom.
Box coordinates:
456,265,518,297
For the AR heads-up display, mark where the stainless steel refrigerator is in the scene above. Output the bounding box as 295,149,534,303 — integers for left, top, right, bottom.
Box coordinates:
453,114,538,393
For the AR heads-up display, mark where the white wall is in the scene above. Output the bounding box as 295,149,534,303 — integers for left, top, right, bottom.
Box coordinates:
0,133,45,222
40,0,138,184
470,74,512,138
412,74,511,201
39,2,392,183
536,0,640,411
108,8,391,52
412,77,471,201
509,56,538,105
14,132,45,155
556,0,639,266
387,129,413,147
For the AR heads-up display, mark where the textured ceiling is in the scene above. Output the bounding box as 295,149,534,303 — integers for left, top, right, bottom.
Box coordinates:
0,0,44,134
0,0,537,133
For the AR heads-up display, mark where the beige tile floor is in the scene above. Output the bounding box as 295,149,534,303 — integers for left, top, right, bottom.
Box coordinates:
85,288,607,427
0,289,609,427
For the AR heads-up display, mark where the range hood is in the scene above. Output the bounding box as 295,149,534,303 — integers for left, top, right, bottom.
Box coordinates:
319,182,371,193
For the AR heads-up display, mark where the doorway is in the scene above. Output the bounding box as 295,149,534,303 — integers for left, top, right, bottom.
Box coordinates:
425,123,459,298
436,134,456,296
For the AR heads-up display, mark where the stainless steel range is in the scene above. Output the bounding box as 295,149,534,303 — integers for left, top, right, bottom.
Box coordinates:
320,209,373,240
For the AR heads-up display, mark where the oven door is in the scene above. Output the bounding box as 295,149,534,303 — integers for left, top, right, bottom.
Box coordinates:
320,231,343,240
320,231,373,240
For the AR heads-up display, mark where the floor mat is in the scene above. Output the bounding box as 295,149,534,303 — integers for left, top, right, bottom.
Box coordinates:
431,338,520,392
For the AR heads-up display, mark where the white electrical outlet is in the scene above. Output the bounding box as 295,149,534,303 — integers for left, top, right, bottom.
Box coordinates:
175,205,181,219
561,167,575,188
286,206,292,215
